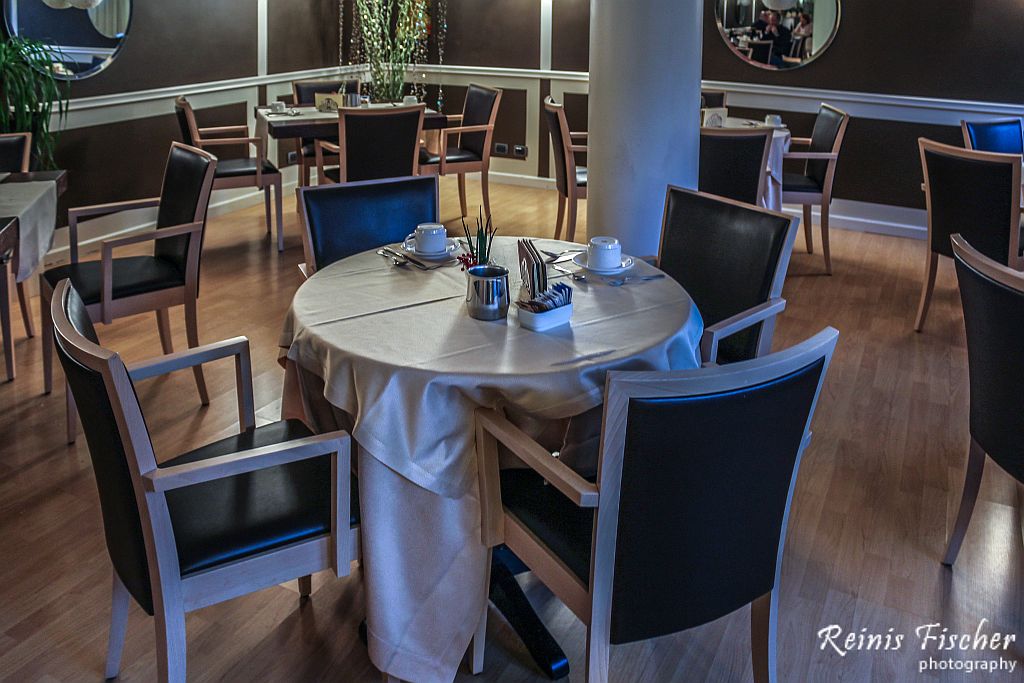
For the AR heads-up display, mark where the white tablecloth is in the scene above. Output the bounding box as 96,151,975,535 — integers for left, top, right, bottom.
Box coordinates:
0,180,57,282
724,117,792,211
280,237,703,681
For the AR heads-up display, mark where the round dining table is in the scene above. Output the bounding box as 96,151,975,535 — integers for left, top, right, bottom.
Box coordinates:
279,236,703,682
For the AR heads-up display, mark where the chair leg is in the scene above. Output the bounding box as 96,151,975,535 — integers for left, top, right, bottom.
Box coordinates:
301,160,311,189
1,261,13,381
154,602,187,683
155,309,174,355
566,195,579,243
467,547,491,675
263,184,272,235
481,171,492,220
554,193,566,241
16,280,34,338
584,623,610,683
298,575,312,599
66,382,77,444
105,571,131,679
183,298,209,406
943,438,986,567
914,251,940,332
458,174,469,218
40,278,53,394
802,204,814,254
275,177,284,253
820,202,832,275
750,590,777,683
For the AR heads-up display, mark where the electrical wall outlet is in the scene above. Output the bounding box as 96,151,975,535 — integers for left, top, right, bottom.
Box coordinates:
494,142,509,155
513,144,528,158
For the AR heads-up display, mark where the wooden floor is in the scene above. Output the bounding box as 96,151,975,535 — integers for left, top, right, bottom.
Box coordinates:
1,177,1021,682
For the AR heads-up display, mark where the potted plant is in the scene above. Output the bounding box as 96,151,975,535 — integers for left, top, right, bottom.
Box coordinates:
0,36,69,169
354,0,426,103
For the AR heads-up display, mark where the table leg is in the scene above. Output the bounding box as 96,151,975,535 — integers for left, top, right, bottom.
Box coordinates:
489,550,570,680
1,258,13,381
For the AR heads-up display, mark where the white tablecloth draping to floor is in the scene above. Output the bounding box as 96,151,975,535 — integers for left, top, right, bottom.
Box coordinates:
0,180,57,282
723,117,792,212
280,237,703,682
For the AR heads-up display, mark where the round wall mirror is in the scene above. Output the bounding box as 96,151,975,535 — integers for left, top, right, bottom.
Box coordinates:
715,0,840,70
3,0,131,80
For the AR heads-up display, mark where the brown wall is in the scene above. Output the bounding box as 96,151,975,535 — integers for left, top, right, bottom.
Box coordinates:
444,0,541,69
268,0,341,74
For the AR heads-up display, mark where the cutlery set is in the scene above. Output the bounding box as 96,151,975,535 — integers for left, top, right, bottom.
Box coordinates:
377,247,456,270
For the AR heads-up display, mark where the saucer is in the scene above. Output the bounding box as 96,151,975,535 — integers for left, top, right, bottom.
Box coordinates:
572,252,635,275
402,237,458,260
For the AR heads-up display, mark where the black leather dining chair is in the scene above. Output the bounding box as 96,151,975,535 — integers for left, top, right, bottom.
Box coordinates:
316,104,425,184
0,132,31,172
174,96,286,251
291,78,361,188
943,234,1024,567
914,138,1022,331
474,329,839,683
657,186,798,364
40,142,217,444
299,175,439,275
699,128,773,206
700,90,728,109
419,83,502,218
781,103,849,275
50,278,358,683
961,118,1024,155
544,96,587,242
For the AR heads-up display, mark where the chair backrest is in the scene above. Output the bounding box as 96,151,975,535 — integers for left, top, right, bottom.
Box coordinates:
806,103,849,190
700,90,727,109
919,138,1021,264
300,175,439,273
952,235,1024,483
173,96,200,147
962,118,1024,155
458,84,502,159
749,40,773,64
658,187,797,363
544,96,576,197
51,280,160,615
292,79,361,105
337,105,424,183
698,128,772,206
593,329,838,644
152,143,218,283
0,132,32,172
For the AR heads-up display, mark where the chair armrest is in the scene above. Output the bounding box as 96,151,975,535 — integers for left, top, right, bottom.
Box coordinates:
700,297,786,364
446,114,464,124
790,137,813,146
569,132,588,140
476,408,599,508
99,221,203,324
142,431,350,492
198,125,249,137
128,336,255,430
315,140,341,183
784,151,838,161
570,145,588,154
67,197,162,263
438,124,494,174
200,136,265,182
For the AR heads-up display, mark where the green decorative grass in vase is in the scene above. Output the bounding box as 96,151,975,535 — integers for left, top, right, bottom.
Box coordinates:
354,0,426,103
457,209,497,270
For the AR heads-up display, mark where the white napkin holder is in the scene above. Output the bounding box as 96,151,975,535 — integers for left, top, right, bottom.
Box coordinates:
518,303,573,332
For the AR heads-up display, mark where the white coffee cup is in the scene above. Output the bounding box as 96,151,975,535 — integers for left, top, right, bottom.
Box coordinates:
406,223,447,254
403,95,419,106
269,101,286,114
588,236,622,270
764,114,783,127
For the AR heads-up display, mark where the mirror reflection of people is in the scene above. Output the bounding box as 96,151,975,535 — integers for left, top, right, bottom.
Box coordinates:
762,11,792,67
793,12,813,39
736,0,752,27
752,10,770,33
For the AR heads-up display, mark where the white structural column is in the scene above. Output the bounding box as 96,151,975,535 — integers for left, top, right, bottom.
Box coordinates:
587,0,705,255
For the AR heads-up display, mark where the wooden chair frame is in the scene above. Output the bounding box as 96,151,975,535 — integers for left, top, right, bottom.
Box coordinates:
545,97,588,242
291,79,360,189
40,142,217,444
175,96,285,251
50,279,357,683
0,132,37,356
315,104,426,185
656,187,799,364
960,118,1024,151
417,85,503,219
943,233,1024,567
914,138,1022,332
781,104,850,275
474,328,839,682
699,127,774,207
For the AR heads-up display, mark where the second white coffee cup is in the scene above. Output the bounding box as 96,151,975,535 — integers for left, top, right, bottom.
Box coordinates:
407,223,447,254
588,236,622,270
